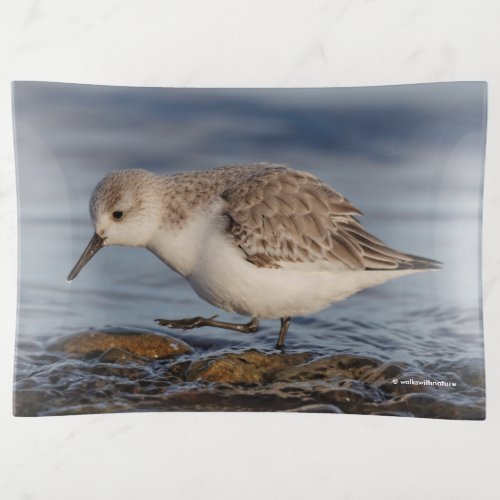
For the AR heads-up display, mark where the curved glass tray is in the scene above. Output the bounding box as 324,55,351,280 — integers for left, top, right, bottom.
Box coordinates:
12,81,487,419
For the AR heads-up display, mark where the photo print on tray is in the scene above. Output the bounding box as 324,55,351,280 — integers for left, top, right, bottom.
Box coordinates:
13,81,487,418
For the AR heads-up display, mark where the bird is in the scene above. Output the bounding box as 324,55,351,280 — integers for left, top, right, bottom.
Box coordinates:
67,163,440,348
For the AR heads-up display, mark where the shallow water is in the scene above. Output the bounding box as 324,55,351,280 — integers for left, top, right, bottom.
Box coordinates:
15,319,485,418
13,83,486,418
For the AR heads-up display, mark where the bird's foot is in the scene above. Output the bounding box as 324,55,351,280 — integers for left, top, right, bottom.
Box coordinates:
155,315,260,333
155,315,219,330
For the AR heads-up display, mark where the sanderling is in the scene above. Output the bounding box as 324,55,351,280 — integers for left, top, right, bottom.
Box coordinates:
67,163,440,348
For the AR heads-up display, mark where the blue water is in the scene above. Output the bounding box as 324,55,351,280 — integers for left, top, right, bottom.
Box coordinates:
13,82,486,418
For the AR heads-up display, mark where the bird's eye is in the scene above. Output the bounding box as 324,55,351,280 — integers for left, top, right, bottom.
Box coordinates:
113,210,123,220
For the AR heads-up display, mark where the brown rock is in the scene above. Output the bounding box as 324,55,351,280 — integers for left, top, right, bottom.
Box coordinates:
274,354,380,382
186,349,311,384
362,362,405,384
49,328,192,359
98,348,146,363
321,388,368,406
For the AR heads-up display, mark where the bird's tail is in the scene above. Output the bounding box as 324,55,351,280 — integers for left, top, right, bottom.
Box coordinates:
394,253,442,271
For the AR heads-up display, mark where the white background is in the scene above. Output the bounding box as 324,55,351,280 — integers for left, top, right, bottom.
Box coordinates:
1,1,499,498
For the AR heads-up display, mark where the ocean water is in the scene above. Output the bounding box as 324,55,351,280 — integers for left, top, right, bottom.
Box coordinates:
13,82,486,418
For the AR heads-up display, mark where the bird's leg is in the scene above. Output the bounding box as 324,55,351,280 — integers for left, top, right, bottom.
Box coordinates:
155,315,260,334
276,317,292,349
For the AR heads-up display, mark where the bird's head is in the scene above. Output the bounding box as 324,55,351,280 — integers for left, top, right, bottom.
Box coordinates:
67,169,162,281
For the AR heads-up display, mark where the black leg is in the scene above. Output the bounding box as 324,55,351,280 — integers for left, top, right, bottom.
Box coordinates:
276,317,291,349
155,315,260,334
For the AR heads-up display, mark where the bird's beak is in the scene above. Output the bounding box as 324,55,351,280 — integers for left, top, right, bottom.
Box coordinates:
67,232,104,282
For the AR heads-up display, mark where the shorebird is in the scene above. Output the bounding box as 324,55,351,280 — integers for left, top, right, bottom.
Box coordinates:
67,163,440,348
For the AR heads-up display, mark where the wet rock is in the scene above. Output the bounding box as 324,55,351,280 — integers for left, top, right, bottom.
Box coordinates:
375,393,486,420
371,410,414,417
98,348,147,363
185,349,311,384
18,334,485,418
274,354,380,382
362,362,406,385
49,328,192,360
14,389,47,417
320,388,371,406
360,362,422,395
289,403,343,413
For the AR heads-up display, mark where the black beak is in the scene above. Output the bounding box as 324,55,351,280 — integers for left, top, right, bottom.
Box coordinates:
67,233,104,282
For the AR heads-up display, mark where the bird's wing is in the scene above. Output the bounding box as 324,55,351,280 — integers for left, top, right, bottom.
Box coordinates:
220,166,437,270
